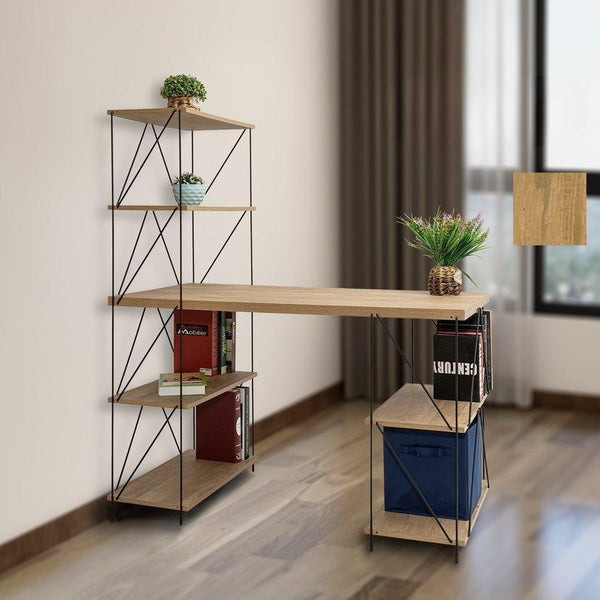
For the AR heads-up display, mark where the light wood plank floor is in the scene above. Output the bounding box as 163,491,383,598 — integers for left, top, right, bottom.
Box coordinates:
2,400,600,600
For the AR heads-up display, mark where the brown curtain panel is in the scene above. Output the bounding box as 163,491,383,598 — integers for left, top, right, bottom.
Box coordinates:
341,0,465,400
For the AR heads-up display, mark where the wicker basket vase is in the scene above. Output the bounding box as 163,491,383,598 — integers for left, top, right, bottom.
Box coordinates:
167,96,200,109
428,266,462,296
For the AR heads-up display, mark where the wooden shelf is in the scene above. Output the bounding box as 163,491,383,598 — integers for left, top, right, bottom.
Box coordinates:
365,384,484,433
109,450,254,511
364,485,488,547
108,371,256,410
109,283,489,320
108,204,255,212
107,107,254,131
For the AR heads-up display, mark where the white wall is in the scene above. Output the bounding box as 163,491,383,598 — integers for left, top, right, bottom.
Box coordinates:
530,316,600,396
0,0,340,544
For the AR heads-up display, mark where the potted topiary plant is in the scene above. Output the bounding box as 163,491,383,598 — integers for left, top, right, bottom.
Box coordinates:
160,74,207,109
172,172,206,206
397,211,489,296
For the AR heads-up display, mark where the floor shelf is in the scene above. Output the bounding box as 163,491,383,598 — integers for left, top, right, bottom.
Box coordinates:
364,484,488,547
108,450,254,511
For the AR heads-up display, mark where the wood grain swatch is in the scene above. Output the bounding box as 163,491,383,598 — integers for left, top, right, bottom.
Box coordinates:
513,172,587,245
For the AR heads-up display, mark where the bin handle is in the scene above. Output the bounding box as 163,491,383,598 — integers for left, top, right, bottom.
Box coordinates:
398,445,450,458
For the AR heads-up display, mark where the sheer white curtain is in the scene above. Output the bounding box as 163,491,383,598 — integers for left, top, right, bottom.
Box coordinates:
464,0,534,407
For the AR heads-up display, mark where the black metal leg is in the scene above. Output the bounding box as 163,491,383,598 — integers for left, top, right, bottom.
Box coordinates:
455,317,459,564
249,128,255,473
110,113,115,519
468,414,481,536
191,130,195,284
482,407,490,487
411,319,414,384
370,314,374,552
178,110,184,527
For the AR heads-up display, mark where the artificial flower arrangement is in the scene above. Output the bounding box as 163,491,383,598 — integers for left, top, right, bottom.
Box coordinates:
397,211,489,296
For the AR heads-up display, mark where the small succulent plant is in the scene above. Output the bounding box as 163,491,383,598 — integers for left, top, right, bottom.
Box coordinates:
172,172,204,185
160,75,207,102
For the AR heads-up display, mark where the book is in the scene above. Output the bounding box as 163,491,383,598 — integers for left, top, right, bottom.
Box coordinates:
174,310,219,376
433,332,486,402
436,310,493,396
240,388,245,462
238,386,250,459
158,372,207,396
218,311,227,375
226,312,236,373
195,389,243,463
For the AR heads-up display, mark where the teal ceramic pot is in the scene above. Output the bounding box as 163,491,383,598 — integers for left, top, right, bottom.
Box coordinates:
172,183,206,205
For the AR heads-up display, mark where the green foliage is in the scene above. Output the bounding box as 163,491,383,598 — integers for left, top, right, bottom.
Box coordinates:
172,172,204,185
397,211,489,269
160,74,207,101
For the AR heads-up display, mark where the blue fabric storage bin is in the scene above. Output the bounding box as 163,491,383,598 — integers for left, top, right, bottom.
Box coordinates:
383,414,482,521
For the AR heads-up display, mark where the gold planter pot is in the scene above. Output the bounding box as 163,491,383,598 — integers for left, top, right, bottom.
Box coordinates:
428,266,462,296
167,96,201,109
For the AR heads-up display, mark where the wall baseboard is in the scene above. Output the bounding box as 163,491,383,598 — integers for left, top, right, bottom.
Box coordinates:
0,496,107,576
254,381,343,442
533,389,600,412
0,381,344,576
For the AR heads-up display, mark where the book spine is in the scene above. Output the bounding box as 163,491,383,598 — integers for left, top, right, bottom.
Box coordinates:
219,311,227,375
239,388,245,462
226,312,236,373
231,314,236,372
234,388,242,462
210,311,218,376
244,387,250,459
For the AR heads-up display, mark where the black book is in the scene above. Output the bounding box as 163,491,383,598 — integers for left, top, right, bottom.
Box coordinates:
433,332,485,402
437,310,493,395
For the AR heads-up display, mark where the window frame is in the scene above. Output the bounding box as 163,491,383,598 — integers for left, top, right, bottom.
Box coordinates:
534,0,600,317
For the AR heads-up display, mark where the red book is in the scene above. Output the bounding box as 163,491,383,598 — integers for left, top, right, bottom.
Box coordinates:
195,389,242,463
174,310,218,376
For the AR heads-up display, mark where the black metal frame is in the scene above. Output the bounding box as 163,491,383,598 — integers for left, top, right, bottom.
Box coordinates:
534,0,600,317
368,308,490,564
109,111,255,525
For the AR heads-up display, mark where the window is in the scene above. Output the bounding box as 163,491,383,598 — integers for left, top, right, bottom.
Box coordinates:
535,0,600,316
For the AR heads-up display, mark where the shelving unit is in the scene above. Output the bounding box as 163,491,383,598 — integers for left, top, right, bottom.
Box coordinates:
364,311,491,563
109,106,256,523
107,106,491,562
364,383,490,548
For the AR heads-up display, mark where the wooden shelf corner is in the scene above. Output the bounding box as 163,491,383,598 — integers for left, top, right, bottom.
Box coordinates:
365,383,484,433
108,450,254,511
364,484,488,547
108,371,257,410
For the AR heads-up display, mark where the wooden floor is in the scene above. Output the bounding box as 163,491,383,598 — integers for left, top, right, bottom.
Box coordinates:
2,401,600,599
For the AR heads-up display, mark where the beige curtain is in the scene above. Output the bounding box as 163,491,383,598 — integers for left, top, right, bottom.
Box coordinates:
341,0,465,400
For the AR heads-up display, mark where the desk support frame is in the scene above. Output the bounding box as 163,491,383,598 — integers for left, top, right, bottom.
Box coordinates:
368,308,486,564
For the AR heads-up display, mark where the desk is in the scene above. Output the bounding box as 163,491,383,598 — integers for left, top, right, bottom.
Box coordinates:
108,283,490,558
